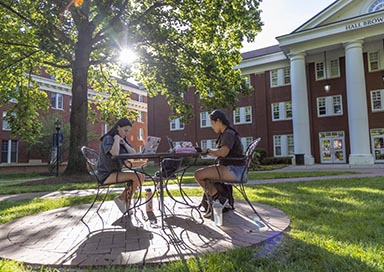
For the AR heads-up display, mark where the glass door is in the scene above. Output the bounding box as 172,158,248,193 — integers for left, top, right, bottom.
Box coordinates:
372,135,384,162
320,137,345,163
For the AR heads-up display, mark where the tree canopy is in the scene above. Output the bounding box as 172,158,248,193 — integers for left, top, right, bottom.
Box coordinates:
0,0,262,174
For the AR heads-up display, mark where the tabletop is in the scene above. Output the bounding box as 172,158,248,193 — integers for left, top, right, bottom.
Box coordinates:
112,151,201,160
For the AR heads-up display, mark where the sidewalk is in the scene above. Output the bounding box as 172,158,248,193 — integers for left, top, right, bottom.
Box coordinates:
1,165,382,202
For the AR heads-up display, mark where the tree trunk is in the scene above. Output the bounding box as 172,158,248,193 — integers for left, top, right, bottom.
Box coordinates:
64,24,93,175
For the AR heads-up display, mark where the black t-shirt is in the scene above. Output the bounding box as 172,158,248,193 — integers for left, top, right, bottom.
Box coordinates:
216,128,245,166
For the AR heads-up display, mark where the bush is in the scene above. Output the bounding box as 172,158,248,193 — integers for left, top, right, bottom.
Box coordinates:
261,156,292,165
182,157,215,166
247,148,266,170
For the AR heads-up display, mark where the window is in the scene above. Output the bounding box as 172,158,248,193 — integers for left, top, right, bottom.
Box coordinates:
371,89,384,111
138,128,144,140
200,112,210,128
283,67,290,85
2,112,11,131
242,75,250,88
270,67,290,87
1,140,18,163
233,106,252,124
170,118,184,131
137,111,145,123
241,137,253,151
101,124,108,136
51,92,63,109
271,101,292,121
2,111,16,131
273,135,294,157
329,59,340,77
137,95,144,102
368,0,384,12
368,52,380,71
316,58,340,80
317,95,343,117
201,139,216,149
315,62,325,80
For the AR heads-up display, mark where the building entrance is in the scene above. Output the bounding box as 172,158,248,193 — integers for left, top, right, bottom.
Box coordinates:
372,135,384,162
320,137,346,164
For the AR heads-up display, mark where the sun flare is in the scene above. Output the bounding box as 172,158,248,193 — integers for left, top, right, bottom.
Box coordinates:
118,48,137,65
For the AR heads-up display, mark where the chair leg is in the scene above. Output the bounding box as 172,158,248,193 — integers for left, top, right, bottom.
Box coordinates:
95,186,111,230
80,186,102,234
236,184,272,230
204,182,214,220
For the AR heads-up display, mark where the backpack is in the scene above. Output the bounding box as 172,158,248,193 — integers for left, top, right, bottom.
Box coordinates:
200,183,234,211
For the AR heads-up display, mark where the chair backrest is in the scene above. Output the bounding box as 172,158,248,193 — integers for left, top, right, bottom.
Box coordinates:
81,146,100,178
240,137,261,182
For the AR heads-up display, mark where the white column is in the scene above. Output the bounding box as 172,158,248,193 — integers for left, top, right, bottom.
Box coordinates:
290,53,314,165
344,40,374,164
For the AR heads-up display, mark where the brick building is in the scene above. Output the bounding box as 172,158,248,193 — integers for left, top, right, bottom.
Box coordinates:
148,0,384,165
0,74,147,173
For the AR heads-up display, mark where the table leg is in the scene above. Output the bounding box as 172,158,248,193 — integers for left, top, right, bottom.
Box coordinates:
159,160,165,229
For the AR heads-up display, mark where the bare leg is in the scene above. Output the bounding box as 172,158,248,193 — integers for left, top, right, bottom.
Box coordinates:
194,165,238,196
104,171,144,201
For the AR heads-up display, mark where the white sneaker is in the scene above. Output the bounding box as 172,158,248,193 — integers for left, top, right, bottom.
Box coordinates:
114,197,126,213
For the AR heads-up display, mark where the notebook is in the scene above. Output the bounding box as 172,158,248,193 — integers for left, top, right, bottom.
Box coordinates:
142,136,161,154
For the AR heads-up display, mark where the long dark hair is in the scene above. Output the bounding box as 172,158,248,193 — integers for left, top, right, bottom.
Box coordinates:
100,117,132,141
209,110,239,135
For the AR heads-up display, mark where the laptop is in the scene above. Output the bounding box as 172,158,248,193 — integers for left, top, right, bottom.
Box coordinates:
141,136,161,154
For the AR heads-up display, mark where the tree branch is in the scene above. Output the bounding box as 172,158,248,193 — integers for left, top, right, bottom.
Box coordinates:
0,50,39,73
42,61,72,69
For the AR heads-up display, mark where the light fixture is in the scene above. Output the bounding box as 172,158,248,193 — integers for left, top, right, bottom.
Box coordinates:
323,51,331,92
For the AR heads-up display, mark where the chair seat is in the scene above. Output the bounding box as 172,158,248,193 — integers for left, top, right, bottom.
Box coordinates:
205,179,247,185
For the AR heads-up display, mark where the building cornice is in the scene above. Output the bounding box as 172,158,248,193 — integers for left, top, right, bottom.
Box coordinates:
277,10,384,54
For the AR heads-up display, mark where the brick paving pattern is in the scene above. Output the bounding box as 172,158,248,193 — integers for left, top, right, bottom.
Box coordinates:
0,197,289,268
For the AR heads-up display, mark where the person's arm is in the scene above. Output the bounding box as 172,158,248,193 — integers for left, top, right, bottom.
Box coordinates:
207,145,230,158
109,135,122,156
122,141,136,154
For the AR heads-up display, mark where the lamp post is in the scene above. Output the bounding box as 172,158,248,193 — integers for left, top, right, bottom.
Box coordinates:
54,119,61,177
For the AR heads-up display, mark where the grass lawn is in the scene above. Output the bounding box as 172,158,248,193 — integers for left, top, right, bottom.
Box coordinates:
0,174,383,271
0,169,360,195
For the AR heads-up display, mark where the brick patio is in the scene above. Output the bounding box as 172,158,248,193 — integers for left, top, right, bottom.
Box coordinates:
0,196,289,268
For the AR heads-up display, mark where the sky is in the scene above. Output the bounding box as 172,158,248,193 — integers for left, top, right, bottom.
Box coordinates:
241,0,336,52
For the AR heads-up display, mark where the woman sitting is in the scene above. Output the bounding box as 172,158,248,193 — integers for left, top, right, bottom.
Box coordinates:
194,110,246,217
97,117,145,213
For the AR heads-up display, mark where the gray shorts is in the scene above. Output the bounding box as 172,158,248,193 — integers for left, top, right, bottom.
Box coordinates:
226,165,247,182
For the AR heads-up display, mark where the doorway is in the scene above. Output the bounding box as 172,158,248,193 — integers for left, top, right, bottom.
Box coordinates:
372,135,384,162
320,136,346,164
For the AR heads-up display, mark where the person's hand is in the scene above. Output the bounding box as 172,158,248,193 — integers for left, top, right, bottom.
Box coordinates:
114,135,126,145
114,134,122,142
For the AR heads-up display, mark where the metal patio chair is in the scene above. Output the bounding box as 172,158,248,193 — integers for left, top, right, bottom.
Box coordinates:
80,146,134,233
204,138,268,224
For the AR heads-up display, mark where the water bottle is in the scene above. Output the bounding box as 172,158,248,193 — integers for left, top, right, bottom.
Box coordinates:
145,188,153,212
212,199,228,226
